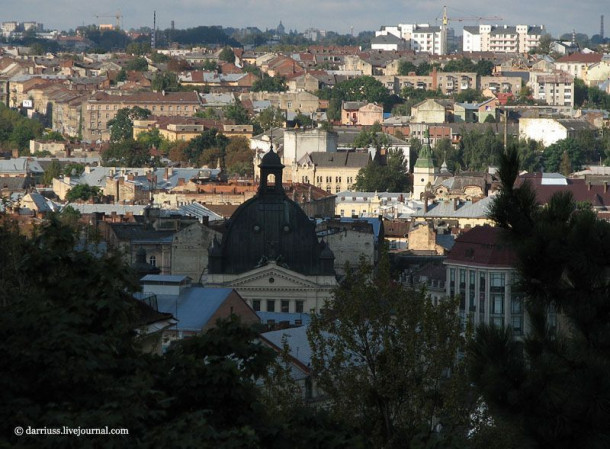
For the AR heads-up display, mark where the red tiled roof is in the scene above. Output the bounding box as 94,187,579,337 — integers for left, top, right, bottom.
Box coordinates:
556,52,603,64
516,174,610,207
446,226,517,268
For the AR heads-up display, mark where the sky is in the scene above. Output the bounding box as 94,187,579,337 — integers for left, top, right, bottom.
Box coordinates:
2,0,609,39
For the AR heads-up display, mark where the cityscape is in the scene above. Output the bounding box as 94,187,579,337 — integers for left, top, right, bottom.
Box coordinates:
1,4,610,448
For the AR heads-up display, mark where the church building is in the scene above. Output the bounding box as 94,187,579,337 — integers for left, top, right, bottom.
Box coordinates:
205,148,337,314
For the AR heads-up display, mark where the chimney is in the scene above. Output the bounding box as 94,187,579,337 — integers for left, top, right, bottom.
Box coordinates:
164,167,169,180
588,181,592,191
423,197,429,213
127,173,135,181
84,165,91,174
604,181,608,193
177,177,185,186
453,198,458,211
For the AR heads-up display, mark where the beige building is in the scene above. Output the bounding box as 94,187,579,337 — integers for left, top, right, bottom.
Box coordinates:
239,91,320,115
84,91,201,142
479,76,522,95
411,99,449,124
529,71,574,107
408,222,447,255
292,151,370,194
171,222,222,281
340,101,384,126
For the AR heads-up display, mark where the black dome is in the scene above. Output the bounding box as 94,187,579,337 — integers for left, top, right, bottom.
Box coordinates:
208,147,334,276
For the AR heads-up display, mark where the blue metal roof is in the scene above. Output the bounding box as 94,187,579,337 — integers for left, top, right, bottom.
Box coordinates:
155,287,234,332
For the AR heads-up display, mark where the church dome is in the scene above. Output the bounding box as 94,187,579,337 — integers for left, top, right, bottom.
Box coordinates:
208,147,334,276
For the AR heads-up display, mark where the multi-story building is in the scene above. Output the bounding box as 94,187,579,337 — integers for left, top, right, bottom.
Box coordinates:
528,71,575,107
376,24,445,55
444,226,529,335
292,151,370,193
83,91,201,142
554,52,603,81
463,25,545,54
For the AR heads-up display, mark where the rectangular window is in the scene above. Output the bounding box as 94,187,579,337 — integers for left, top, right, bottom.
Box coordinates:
511,297,522,314
295,301,304,313
512,316,523,335
267,300,275,312
252,300,260,311
492,294,504,314
281,300,289,313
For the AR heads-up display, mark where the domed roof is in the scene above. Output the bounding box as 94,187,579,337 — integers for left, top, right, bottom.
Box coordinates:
259,148,283,169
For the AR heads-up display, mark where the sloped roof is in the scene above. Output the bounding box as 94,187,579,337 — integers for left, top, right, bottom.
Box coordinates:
556,52,603,64
309,151,370,168
155,287,235,332
445,225,517,268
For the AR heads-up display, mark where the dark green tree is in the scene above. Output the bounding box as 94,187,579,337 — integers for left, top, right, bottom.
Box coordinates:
354,148,410,192
151,72,180,92
65,184,101,202
475,59,495,76
185,128,229,166
442,58,476,73
108,107,151,143
218,46,235,63
251,76,288,92
308,253,468,447
0,219,362,448
42,160,62,186
125,56,149,72
397,60,418,75
542,138,585,173
475,147,610,448
102,140,154,167
224,100,251,125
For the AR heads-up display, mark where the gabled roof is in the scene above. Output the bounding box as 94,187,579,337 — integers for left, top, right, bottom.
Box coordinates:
154,287,237,332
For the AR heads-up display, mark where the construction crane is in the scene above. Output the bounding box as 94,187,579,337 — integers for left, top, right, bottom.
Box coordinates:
94,10,123,30
437,5,503,54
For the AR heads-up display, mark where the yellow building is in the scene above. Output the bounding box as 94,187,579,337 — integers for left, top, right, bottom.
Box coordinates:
291,151,370,194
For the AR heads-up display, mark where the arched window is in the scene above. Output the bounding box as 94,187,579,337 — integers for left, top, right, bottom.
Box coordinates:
149,255,156,267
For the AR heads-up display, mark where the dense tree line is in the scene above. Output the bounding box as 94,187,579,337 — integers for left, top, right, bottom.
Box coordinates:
0,104,44,154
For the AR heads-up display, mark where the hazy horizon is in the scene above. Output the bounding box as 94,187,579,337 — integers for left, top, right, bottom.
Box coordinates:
3,1,608,40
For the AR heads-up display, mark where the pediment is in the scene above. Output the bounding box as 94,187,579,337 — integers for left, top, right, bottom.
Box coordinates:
229,263,323,289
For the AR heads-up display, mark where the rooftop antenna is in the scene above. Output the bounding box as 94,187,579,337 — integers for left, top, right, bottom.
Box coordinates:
601,15,605,40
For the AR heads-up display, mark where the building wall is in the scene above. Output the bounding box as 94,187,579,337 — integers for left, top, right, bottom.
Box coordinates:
321,227,376,275
206,265,337,314
283,128,338,166
171,222,221,281
202,290,259,332
411,99,446,123
445,263,528,336
519,118,568,147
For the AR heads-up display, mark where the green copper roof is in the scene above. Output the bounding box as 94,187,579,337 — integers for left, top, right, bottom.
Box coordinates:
414,141,434,169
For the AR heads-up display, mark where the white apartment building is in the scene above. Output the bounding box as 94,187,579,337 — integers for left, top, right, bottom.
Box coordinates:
463,24,545,53
376,24,445,55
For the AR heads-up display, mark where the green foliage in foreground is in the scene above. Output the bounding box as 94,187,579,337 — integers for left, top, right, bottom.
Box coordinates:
0,219,362,448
